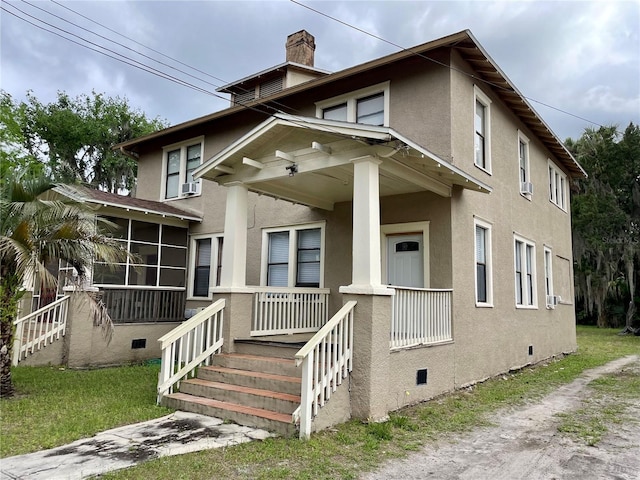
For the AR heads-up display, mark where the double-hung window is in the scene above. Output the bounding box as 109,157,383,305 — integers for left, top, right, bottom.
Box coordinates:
548,161,567,210
474,86,492,173
316,82,389,127
190,235,223,298
163,137,204,199
514,235,536,308
262,224,324,288
474,218,492,306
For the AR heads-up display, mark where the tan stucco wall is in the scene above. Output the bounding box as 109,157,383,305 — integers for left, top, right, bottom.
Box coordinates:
65,293,180,368
126,47,578,422
387,343,455,411
448,51,577,387
21,338,65,367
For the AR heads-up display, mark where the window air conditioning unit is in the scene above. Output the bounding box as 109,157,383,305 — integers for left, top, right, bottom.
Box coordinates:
546,295,560,308
181,182,198,195
521,182,534,195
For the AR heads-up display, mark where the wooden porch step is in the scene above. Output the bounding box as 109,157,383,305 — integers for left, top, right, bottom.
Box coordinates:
162,392,297,437
198,365,301,396
179,377,300,414
211,353,300,377
233,338,306,359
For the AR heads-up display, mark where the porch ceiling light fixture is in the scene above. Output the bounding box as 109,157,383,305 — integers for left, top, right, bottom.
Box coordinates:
286,163,298,176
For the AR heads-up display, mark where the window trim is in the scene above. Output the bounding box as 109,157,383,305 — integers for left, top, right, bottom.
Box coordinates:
474,217,493,307
514,234,537,309
315,81,390,127
518,130,532,199
260,222,326,288
187,233,223,300
473,86,492,174
161,136,204,201
548,160,568,211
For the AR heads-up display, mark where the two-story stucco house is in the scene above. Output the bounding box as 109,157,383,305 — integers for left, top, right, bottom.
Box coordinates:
16,29,585,438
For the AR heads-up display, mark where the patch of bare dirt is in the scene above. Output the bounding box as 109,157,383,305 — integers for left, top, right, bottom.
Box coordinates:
363,355,640,480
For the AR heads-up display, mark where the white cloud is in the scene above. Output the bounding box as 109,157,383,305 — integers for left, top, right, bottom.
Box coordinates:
583,85,640,115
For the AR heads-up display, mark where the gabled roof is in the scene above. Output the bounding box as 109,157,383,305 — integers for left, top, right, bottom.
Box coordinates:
115,29,585,179
53,184,202,222
194,114,491,210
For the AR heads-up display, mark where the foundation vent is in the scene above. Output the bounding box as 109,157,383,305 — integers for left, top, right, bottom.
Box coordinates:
131,338,147,349
528,345,534,356
416,368,428,385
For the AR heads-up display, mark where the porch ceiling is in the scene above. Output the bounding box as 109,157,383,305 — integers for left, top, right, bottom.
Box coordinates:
195,114,492,211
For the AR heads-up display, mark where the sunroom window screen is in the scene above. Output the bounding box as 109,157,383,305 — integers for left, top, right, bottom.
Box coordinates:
296,229,321,287
267,232,289,287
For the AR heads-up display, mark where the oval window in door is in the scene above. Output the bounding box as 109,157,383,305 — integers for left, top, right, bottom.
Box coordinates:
396,241,419,252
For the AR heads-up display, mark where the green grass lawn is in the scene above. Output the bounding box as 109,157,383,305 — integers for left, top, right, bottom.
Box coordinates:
1,326,638,479
0,364,171,457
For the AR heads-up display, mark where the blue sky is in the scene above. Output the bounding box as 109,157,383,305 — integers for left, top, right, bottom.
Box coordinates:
2,0,639,141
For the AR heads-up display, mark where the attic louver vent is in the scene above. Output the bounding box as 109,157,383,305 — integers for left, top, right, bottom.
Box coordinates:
259,77,284,98
234,89,255,105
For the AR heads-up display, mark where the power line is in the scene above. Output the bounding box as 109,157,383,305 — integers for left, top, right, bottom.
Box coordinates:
1,2,289,122
23,0,223,92
290,0,609,131
1,2,357,142
46,0,302,117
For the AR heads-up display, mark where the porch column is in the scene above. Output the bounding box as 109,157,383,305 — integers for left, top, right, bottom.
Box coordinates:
350,155,382,288
220,182,248,288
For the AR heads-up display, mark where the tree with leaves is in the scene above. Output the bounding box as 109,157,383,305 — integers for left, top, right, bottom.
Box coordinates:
568,123,640,332
1,90,167,193
0,176,132,397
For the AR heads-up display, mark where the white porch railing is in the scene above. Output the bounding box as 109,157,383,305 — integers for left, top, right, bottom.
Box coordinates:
293,300,356,439
251,287,330,336
157,298,225,402
390,287,452,349
12,295,70,366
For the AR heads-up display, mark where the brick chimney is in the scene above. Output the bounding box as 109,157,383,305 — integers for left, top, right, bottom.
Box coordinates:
286,30,315,67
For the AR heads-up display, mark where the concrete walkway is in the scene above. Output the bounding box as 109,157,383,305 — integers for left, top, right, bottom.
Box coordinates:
0,411,272,480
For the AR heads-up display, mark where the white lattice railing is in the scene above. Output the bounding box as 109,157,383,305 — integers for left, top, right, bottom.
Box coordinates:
391,287,452,349
252,287,330,336
157,298,225,402
293,300,356,439
12,295,70,366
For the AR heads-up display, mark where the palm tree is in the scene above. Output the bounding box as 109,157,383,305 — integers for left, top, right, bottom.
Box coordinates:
0,176,130,397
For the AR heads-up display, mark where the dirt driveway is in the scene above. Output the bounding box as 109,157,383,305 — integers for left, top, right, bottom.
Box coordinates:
363,355,640,480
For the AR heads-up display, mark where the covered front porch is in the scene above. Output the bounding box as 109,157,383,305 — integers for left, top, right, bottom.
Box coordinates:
158,113,490,437
195,113,489,347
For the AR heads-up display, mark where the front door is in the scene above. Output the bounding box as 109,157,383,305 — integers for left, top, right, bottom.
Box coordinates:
387,234,424,287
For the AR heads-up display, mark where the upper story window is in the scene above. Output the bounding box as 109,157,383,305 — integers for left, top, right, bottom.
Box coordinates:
163,137,204,200
548,160,567,211
518,130,532,197
316,82,390,127
474,86,492,173
514,235,537,308
261,223,325,288
474,218,493,307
